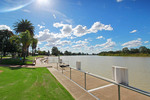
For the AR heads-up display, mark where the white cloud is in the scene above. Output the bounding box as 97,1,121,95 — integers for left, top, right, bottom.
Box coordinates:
72,44,85,48
95,39,116,49
38,41,42,45
53,22,72,37
144,41,149,44
72,39,88,48
116,0,123,2
0,25,12,31
22,9,30,13
53,14,56,19
53,21,113,37
75,39,88,44
122,38,142,47
36,29,72,47
70,36,76,39
88,46,95,50
96,36,104,39
73,25,88,37
130,30,137,33
46,40,71,47
37,24,45,29
89,22,113,33
35,29,61,42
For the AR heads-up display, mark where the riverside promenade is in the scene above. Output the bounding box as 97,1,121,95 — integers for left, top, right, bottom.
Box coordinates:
35,57,150,100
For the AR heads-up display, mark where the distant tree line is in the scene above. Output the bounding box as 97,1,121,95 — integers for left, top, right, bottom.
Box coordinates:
99,46,150,56
51,46,89,56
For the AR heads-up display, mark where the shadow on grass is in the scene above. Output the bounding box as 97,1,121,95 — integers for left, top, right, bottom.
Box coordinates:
0,58,34,65
0,65,36,70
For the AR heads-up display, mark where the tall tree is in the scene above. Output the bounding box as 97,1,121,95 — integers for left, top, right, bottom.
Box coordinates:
0,29,14,57
122,47,129,54
31,38,38,56
13,19,35,56
139,46,148,53
51,47,60,56
9,35,21,58
13,19,34,37
19,30,31,62
47,50,50,56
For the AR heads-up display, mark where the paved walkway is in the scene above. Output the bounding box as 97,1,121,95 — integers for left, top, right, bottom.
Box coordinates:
47,68,96,100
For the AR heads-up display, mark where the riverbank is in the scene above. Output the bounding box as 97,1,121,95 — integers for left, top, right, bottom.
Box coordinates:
99,53,150,57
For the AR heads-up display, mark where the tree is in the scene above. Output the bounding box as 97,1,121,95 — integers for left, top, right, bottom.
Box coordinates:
47,50,50,56
64,50,71,55
13,19,35,56
13,19,34,37
130,48,139,54
51,47,60,56
9,35,22,58
19,30,31,62
122,47,129,54
31,38,38,56
139,46,148,53
0,30,14,58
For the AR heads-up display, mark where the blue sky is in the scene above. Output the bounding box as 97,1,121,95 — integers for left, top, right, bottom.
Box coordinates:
0,0,150,53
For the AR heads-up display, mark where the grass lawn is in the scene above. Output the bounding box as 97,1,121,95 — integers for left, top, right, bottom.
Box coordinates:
0,67,74,100
25,55,45,61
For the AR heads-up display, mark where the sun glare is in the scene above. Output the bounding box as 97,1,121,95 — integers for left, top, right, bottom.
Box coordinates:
37,0,50,6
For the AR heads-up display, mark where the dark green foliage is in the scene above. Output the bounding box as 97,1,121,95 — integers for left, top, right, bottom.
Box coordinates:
0,58,24,65
51,46,60,56
47,50,50,56
0,30,18,57
139,46,148,53
99,46,150,56
122,47,129,54
13,19,34,37
64,50,72,55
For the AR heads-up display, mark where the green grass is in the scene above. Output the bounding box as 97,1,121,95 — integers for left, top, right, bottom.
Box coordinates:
25,55,45,61
0,67,74,100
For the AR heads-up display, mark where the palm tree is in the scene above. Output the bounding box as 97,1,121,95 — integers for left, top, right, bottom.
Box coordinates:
13,19,34,37
31,38,38,56
19,30,31,62
13,19,34,56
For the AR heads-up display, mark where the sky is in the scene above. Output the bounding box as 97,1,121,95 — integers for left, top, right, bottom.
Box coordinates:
0,0,150,53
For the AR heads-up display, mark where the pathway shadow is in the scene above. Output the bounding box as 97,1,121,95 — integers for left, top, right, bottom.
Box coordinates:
0,65,36,70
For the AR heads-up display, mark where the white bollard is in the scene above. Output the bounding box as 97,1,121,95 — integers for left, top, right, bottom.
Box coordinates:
47,57,49,64
112,66,129,85
76,61,81,70
59,59,62,64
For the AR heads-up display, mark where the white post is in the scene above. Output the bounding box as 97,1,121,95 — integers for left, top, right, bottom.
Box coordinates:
76,61,81,70
112,66,129,85
59,59,62,64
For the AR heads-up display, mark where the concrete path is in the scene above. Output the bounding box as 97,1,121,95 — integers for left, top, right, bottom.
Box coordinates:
47,68,96,100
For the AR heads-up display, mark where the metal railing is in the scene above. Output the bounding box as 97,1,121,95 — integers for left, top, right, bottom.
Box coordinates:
50,59,150,100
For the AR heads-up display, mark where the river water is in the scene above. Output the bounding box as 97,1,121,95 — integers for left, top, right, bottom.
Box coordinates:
58,56,150,92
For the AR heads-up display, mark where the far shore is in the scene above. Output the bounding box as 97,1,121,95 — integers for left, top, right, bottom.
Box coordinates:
98,54,150,57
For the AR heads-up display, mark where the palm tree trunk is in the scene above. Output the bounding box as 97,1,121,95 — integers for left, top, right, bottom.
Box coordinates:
23,49,26,63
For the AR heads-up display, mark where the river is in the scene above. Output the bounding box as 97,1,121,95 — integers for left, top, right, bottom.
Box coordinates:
56,56,150,92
